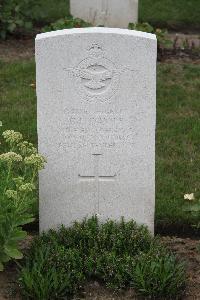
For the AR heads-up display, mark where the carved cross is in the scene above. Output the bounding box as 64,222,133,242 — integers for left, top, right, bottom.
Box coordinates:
78,154,116,214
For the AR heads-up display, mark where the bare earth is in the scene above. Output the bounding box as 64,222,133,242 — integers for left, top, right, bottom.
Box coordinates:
0,33,199,63
0,236,200,299
0,38,34,62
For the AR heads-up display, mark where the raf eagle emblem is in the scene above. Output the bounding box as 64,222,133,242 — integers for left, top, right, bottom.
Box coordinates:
73,66,113,90
67,43,120,101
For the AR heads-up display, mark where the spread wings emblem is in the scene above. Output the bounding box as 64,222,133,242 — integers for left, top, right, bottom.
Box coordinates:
74,68,113,89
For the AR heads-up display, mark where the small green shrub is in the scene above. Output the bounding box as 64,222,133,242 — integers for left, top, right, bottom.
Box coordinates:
42,16,91,32
132,249,185,298
54,217,152,257
96,219,152,256
128,22,172,49
19,244,85,300
91,251,134,289
0,0,40,39
0,129,46,271
19,217,186,299
43,18,171,52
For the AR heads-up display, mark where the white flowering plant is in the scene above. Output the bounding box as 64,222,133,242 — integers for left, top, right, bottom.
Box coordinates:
183,193,200,228
0,129,46,271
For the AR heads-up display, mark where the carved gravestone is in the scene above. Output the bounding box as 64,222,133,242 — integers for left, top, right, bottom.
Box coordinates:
70,0,138,28
36,28,157,233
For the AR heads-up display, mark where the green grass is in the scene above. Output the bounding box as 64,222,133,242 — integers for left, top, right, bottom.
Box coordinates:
139,0,200,30
0,59,200,228
156,64,200,226
34,0,200,29
0,60,37,148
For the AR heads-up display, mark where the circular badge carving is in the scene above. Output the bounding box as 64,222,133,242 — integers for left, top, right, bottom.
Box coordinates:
72,44,120,102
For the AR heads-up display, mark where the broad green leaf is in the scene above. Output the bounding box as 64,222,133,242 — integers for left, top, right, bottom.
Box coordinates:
16,216,35,226
183,204,200,212
0,253,10,263
15,19,24,26
4,247,23,259
24,21,32,30
10,229,27,241
14,5,20,12
7,23,17,32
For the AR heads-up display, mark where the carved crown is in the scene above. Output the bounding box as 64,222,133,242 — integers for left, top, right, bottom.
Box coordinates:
88,43,104,56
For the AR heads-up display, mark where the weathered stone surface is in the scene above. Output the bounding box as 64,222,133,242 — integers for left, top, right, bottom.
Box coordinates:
70,0,138,28
36,27,157,233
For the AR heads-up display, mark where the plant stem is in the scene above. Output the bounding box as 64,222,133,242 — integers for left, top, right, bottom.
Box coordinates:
31,167,37,184
3,161,12,197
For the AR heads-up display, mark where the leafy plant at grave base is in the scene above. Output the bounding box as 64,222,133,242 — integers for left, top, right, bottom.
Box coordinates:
0,128,46,271
88,251,134,289
19,217,186,299
0,0,40,39
42,16,92,32
128,22,172,49
19,244,85,300
130,247,185,298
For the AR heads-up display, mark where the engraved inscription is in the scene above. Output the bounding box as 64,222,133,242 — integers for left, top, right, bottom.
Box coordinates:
61,109,137,149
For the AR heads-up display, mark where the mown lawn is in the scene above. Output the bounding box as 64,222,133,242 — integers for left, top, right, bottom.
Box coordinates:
0,60,37,147
139,0,200,30
0,59,200,228
156,63,200,227
35,0,200,30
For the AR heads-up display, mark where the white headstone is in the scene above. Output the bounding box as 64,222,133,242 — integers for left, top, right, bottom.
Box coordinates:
70,0,138,28
36,27,157,233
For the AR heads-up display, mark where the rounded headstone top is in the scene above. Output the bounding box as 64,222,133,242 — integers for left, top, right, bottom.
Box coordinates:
36,27,156,41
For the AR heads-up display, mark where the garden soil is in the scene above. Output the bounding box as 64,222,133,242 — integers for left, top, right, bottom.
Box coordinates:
0,34,199,63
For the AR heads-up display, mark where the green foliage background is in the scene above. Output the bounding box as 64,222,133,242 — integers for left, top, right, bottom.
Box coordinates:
0,0,40,39
35,0,200,29
1,0,199,38
139,0,200,30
